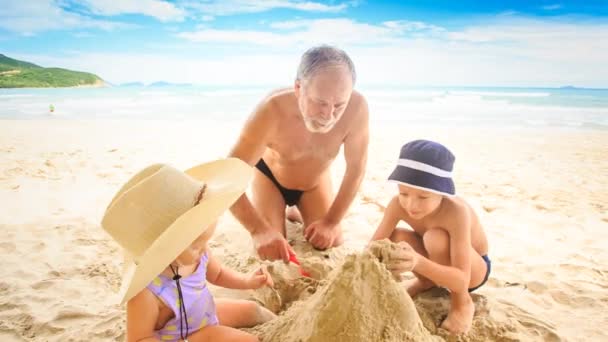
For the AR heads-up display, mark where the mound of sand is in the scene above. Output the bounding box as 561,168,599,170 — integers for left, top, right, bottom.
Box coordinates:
251,240,561,342
251,240,439,342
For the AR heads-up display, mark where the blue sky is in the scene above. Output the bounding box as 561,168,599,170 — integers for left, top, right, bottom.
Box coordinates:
1,0,607,87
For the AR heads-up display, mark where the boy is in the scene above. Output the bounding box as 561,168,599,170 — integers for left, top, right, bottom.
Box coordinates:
371,140,490,334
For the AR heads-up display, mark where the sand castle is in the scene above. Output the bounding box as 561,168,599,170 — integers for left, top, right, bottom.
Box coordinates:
250,240,561,342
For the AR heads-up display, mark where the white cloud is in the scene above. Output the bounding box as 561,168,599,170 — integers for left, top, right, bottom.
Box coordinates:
0,0,133,34
178,29,285,45
446,18,608,64
174,16,608,87
181,19,399,46
542,4,563,11
0,0,350,35
381,20,445,36
8,15,608,87
179,0,348,16
80,0,186,22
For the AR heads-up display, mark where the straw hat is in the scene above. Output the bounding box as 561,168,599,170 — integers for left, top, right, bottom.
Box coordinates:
101,158,252,304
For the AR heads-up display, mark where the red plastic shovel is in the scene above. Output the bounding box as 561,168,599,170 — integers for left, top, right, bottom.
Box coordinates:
288,250,311,278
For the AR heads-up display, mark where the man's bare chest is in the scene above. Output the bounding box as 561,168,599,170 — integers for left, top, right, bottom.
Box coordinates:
268,129,344,162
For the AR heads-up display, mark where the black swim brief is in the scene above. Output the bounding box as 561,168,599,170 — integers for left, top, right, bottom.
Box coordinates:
468,255,491,292
255,159,304,207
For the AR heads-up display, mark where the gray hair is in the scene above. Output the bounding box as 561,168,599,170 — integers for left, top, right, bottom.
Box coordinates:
296,45,356,84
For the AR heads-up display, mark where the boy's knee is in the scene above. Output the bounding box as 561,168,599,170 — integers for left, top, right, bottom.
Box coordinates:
390,228,417,244
423,228,449,256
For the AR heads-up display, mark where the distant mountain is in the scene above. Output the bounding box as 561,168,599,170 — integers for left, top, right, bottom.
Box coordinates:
0,54,105,88
119,82,145,87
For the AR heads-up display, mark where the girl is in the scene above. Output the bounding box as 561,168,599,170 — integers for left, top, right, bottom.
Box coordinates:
101,159,275,342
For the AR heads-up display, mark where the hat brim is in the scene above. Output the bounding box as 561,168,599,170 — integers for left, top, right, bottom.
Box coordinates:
388,165,455,197
118,158,252,304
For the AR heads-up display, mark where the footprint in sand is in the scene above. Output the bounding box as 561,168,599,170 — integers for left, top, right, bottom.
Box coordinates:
31,279,57,290
482,205,498,213
526,280,548,294
35,241,46,251
0,281,11,295
360,194,386,211
73,238,97,246
0,242,17,253
53,308,95,322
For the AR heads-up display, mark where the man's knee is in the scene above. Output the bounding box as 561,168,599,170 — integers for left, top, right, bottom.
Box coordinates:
422,228,449,259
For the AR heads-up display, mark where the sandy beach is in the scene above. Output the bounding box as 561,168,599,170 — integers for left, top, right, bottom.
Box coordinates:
1,119,607,341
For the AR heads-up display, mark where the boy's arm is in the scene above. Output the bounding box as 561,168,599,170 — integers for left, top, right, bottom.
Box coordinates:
206,251,271,290
413,209,472,293
370,196,401,242
126,290,161,342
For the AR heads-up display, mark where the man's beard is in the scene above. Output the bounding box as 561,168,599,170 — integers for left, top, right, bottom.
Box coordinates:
303,117,335,133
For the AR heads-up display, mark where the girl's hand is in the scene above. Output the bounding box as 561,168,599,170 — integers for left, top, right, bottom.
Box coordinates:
246,266,274,289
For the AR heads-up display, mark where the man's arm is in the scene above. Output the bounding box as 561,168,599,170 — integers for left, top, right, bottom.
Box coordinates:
228,101,276,235
324,96,369,224
412,209,472,293
228,99,292,262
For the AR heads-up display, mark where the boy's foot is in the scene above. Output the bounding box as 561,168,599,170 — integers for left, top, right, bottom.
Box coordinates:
441,293,475,334
286,206,303,223
404,278,434,297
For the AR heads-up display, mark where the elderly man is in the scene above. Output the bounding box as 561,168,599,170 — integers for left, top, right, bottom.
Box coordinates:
229,45,369,262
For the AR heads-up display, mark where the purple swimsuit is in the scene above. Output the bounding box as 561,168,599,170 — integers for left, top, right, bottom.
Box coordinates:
146,252,219,341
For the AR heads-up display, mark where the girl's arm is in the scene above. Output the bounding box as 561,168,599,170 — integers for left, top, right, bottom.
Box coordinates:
126,289,161,342
206,250,271,290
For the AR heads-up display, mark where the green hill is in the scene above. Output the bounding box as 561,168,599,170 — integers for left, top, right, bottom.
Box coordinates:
0,54,105,88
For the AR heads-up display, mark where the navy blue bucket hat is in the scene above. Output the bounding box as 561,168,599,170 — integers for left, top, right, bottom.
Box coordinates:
388,140,455,196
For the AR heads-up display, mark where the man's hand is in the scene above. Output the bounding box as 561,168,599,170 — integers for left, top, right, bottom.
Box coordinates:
385,242,418,281
304,218,343,250
252,229,293,263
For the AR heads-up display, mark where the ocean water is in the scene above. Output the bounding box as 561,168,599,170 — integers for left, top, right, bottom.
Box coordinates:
1,85,607,129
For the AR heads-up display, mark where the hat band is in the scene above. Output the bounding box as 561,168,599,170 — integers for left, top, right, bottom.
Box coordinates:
397,158,452,178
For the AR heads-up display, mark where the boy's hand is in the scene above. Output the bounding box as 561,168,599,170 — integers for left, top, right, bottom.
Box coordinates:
246,266,274,289
386,242,418,281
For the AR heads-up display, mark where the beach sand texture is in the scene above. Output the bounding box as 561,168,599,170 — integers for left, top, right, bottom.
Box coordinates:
1,120,607,341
